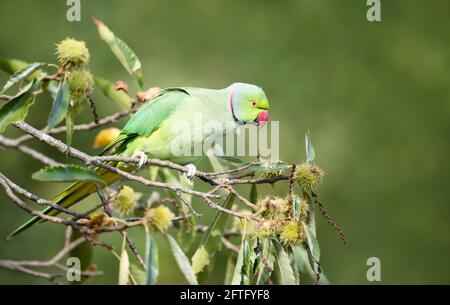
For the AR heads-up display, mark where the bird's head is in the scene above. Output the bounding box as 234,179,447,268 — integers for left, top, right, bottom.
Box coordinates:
228,83,269,127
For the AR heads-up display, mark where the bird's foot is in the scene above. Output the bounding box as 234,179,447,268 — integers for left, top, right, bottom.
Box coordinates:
132,151,148,170
184,164,197,181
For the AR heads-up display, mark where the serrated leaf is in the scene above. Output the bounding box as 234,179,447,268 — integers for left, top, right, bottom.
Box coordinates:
0,80,41,133
192,246,210,274
94,75,131,109
118,235,130,285
272,240,297,285
165,233,198,285
145,229,159,285
94,18,143,89
32,165,104,184
1,62,44,94
48,78,70,128
305,129,316,163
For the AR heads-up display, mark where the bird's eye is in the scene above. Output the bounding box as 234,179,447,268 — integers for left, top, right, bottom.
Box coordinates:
251,100,256,106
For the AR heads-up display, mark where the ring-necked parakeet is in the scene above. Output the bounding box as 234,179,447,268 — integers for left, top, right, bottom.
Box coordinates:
8,82,269,239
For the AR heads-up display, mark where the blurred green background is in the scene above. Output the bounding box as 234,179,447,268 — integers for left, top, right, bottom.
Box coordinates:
0,0,449,284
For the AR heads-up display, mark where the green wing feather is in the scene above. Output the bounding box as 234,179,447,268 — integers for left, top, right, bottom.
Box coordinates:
101,88,190,155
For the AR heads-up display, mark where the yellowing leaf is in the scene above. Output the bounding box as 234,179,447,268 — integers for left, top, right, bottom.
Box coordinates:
93,18,143,89
192,246,210,274
118,235,130,285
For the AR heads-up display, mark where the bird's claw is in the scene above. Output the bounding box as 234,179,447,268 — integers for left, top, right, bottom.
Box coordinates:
184,164,197,181
132,151,148,170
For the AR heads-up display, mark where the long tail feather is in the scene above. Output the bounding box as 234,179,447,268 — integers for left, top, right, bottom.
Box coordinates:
7,166,121,240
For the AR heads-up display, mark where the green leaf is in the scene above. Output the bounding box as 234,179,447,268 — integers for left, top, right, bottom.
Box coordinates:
231,238,245,285
293,195,301,222
291,252,301,285
249,160,291,172
32,165,104,184
292,245,329,284
231,221,249,285
254,238,274,285
145,229,159,285
216,156,247,168
302,221,321,263
215,156,290,173
241,239,251,285
0,58,44,78
0,80,41,133
0,58,28,75
94,75,131,109
69,229,93,285
65,105,75,150
305,129,316,163
191,246,210,274
272,240,297,285
47,78,70,129
118,235,130,285
0,58,57,98
94,18,143,89
1,62,44,94
241,238,257,285
129,264,146,285
292,245,308,272
165,233,198,285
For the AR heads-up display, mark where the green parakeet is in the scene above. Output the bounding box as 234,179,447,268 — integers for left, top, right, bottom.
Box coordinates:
8,82,269,239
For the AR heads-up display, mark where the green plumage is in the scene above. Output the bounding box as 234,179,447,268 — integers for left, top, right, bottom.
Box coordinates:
8,83,269,239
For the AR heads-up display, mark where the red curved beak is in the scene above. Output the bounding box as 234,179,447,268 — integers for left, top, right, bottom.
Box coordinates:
257,110,269,127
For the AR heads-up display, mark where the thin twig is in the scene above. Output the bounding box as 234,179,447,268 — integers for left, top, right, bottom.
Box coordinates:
312,192,347,245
